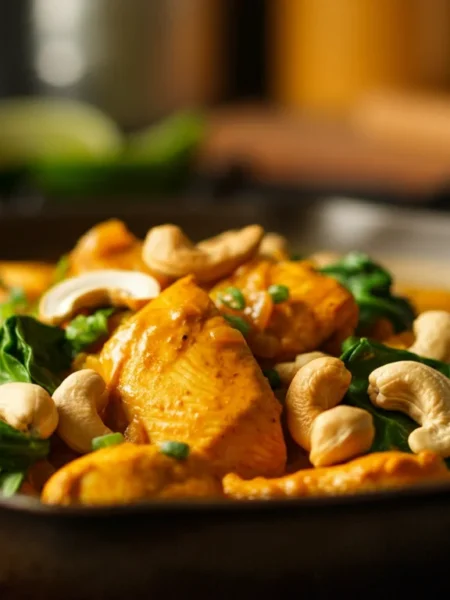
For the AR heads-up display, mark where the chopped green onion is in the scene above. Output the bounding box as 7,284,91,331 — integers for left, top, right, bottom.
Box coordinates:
268,284,290,304
262,368,282,390
223,314,251,336
92,432,125,451
290,253,303,261
160,441,190,460
218,287,246,310
0,470,25,497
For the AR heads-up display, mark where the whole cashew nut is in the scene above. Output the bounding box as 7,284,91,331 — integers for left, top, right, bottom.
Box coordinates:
142,224,264,283
259,233,289,260
52,369,112,453
368,360,450,457
309,405,375,467
285,357,352,450
408,311,450,362
275,351,328,387
0,382,58,438
39,269,160,325
286,357,374,466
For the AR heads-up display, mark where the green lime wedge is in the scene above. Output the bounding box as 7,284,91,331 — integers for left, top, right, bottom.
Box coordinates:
0,97,123,167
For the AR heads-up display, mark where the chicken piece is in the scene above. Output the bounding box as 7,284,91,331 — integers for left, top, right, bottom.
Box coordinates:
69,219,170,287
42,443,222,505
98,276,286,478
210,259,358,361
223,451,449,499
0,261,55,301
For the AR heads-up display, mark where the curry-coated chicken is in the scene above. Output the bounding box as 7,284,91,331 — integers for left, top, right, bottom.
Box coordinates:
0,261,55,302
98,276,286,479
223,451,449,499
210,259,358,361
69,219,170,287
42,444,222,505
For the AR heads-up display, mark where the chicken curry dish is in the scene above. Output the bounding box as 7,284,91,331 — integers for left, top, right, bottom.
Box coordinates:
1,220,450,505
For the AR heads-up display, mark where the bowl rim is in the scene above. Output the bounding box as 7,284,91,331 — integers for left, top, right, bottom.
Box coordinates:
2,478,450,519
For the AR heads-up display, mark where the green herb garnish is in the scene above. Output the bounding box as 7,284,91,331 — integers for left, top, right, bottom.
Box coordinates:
92,432,125,452
160,441,190,460
263,368,282,390
65,308,114,355
320,252,415,333
268,284,290,304
218,287,246,311
223,314,251,336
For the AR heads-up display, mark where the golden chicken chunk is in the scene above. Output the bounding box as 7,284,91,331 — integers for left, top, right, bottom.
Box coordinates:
0,261,55,301
99,276,286,478
42,443,222,506
210,259,358,361
223,451,449,499
69,219,170,287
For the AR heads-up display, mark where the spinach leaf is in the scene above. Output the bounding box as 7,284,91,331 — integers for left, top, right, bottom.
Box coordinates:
341,337,450,452
0,316,72,394
65,307,114,354
0,470,26,497
320,252,415,333
0,420,49,471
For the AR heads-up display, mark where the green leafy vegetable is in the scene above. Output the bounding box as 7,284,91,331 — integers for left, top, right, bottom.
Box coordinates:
160,441,190,460
0,470,26,497
92,432,125,451
218,287,246,311
341,337,450,453
320,252,415,333
223,314,251,336
65,308,114,354
268,284,290,304
0,316,72,394
0,420,49,471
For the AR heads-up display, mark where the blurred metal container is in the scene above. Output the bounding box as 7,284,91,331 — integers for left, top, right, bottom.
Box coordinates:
28,0,226,129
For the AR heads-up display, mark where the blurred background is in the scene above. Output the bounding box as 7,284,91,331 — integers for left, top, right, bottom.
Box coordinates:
2,0,450,265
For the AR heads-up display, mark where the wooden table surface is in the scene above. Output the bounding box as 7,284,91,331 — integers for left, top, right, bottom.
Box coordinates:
198,103,450,202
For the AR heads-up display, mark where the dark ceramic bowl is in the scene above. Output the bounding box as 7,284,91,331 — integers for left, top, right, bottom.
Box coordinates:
1,196,450,600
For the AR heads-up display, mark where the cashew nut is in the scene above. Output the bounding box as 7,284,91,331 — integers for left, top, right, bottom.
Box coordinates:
309,405,375,467
285,357,352,450
368,360,450,457
308,251,342,269
259,233,289,260
408,311,450,362
275,351,328,387
52,369,112,453
39,269,161,325
142,224,264,283
0,382,58,438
